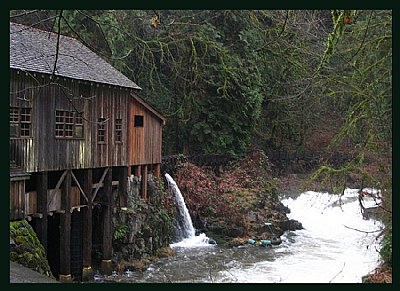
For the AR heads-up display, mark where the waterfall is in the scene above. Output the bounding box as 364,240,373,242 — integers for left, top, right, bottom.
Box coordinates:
165,173,195,240
165,173,213,247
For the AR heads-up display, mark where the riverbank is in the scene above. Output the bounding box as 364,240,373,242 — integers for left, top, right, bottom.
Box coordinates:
173,150,303,246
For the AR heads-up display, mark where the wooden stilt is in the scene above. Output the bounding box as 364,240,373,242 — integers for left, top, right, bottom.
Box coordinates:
101,167,113,275
119,167,128,208
135,165,141,177
154,164,161,178
36,172,48,254
141,165,148,200
82,169,93,281
59,170,71,280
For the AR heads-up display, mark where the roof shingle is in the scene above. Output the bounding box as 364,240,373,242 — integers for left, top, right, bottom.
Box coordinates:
10,22,141,90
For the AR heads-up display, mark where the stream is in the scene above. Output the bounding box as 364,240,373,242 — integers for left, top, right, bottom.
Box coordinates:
95,185,384,283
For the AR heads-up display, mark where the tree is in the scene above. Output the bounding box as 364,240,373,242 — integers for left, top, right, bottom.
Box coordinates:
311,9,392,268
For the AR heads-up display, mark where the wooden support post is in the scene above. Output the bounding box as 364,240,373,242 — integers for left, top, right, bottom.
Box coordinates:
119,167,128,208
36,172,48,254
135,165,141,177
101,167,113,275
141,165,148,201
59,170,72,282
82,169,93,281
155,164,161,179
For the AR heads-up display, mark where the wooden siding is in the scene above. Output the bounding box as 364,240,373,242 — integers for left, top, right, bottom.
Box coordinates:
25,191,37,215
10,180,26,220
90,85,129,167
128,94,163,165
10,70,164,175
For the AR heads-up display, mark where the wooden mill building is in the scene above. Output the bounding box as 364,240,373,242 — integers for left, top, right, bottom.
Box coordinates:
9,22,165,281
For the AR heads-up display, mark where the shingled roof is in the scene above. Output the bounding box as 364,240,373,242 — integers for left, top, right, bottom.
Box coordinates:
10,22,141,90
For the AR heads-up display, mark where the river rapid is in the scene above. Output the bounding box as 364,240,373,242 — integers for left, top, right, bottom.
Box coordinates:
96,188,384,283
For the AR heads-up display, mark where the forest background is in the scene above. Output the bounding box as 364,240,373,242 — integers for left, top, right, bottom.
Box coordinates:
9,9,393,282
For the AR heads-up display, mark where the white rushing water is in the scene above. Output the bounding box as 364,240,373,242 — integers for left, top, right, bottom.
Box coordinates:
216,188,384,283
165,173,212,248
98,185,385,283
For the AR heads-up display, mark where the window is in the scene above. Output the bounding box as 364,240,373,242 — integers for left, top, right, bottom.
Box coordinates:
10,107,31,138
75,114,83,138
134,115,144,127
64,111,74,137
55,110,84,138
98,118,106,143
115,118,122,143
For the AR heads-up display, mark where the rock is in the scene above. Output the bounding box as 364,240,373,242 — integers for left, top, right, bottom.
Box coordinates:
208,238,217,245
280,219,303,231
227,227,244,237
9,220,54,280
271,236,282,245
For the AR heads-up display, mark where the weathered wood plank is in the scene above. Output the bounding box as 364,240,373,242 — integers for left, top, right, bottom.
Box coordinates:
82,169,92,269
141,165,148,201
101,168,113,275
59,170,71,277
36,172,48,253
118,167,128,207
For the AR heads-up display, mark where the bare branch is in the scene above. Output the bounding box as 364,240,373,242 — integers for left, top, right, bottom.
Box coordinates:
343,224,382,234
77,10,113,54
10,10,40,19
329,262,346,283
10,15,58,34
52,10,63,76
349,11,373,62
279,10,290,36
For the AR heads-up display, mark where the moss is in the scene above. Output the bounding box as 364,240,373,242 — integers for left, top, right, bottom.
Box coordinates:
10,252,19,261
9,220,54,279
15,235,29,245
205,231,227,245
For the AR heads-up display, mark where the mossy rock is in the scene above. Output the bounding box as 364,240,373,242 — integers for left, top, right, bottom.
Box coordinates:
15,235,29,245
14,243,33,253
10,252,19,261
9,220,54,279
205,231,227,245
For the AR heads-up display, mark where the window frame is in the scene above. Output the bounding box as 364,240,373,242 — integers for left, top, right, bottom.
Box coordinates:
97,117,106,144
9,107,32,138
115,118,123,143
134,115,144,127
55,109,84,139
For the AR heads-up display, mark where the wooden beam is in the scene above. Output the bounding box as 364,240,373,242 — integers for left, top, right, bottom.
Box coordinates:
71,171,88,203
119,167,128,208
47,170,67,209
154,164,161,178
92,182,103,189
135,165,141,177
59,170,71,278
92,168,109,203
36,172,48,254
101,167,113,275
141,165,148,201
82,169,92,273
